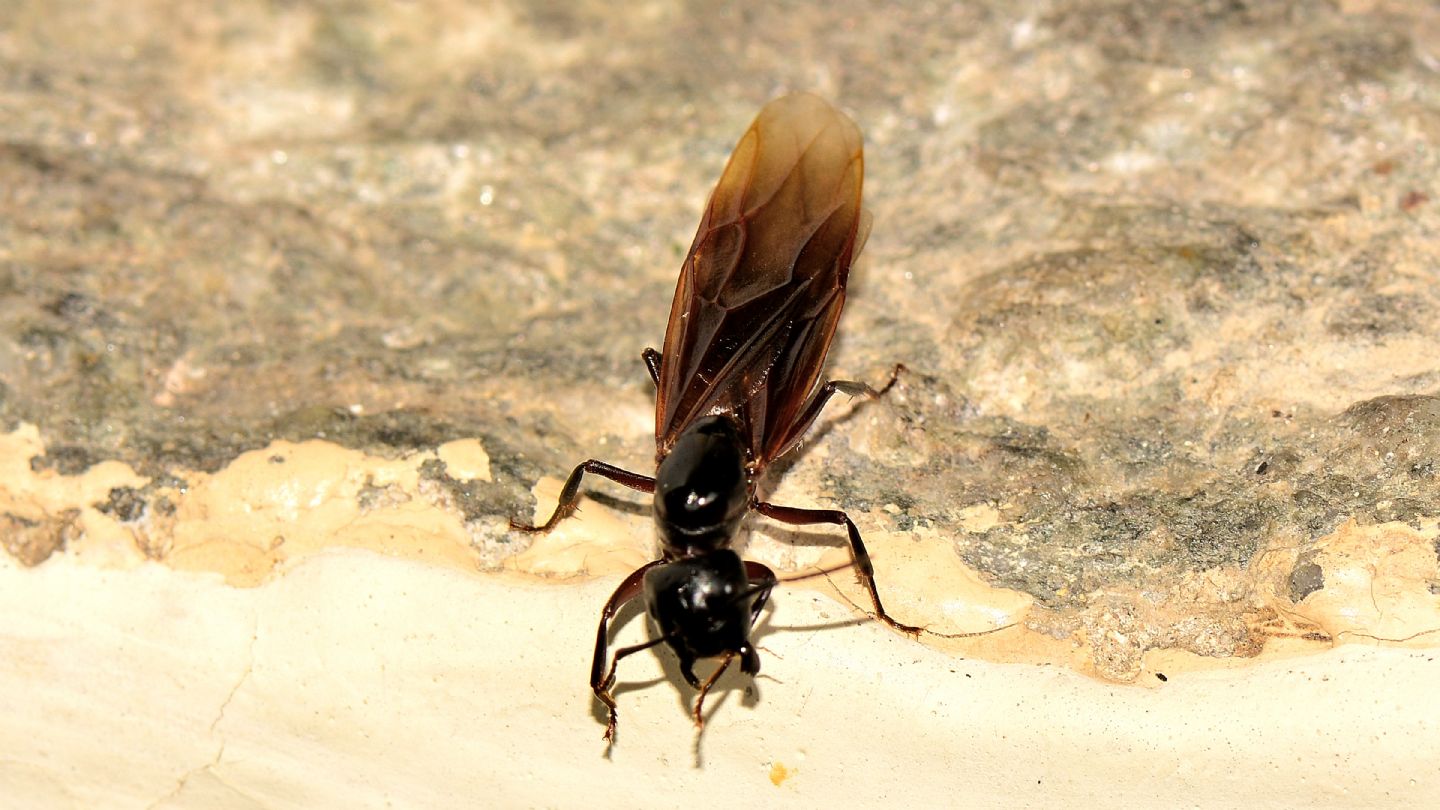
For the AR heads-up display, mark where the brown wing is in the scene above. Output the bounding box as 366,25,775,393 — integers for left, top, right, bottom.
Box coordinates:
654,92,867,465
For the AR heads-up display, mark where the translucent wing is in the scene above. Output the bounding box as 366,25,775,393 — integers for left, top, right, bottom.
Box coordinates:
654,93,867,464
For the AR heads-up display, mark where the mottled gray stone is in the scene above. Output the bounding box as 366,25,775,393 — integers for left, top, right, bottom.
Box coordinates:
3,1,1438,673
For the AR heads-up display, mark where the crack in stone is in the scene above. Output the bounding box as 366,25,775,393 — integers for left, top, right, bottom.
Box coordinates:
144,620,258,809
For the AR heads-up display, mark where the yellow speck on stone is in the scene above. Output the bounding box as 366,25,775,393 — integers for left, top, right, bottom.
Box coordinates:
437,439,492,481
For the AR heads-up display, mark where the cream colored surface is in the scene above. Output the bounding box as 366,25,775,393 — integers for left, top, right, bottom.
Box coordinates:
1300,519,1440,644
2,552,1437,808
169,439,480,584
3,425,1439,806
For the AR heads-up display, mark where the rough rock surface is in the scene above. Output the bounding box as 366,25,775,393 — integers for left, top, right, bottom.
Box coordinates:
4,1,1439,684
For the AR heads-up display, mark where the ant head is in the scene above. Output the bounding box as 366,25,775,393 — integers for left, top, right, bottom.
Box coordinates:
642,549,763,670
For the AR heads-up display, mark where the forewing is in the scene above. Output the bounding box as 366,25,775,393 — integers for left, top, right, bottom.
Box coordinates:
655,93,866,462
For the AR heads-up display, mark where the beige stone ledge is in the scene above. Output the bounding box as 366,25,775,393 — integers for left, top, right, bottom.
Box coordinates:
2,550,1436,808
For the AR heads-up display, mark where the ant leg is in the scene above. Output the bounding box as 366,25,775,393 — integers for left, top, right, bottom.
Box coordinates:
739,562,776,676
753,501,923,636
874,362,907,396
641,347,662,387
591,561,662,742
678,655,701,689
815,361,906,409
743,562,777,630
595,637,664,742
598,638,666,692
692,651,736,730
771,364,908,457
510,460,655,533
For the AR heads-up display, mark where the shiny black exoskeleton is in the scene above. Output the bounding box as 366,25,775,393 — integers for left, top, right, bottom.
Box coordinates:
646,417,766,685
564,415,782,740
652,416,750,552
643,548,763,684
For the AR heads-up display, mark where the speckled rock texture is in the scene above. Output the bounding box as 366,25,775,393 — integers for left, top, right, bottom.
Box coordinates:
3,0,1440,685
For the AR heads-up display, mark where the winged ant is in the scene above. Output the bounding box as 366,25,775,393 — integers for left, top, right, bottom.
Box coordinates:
514,93,934,741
